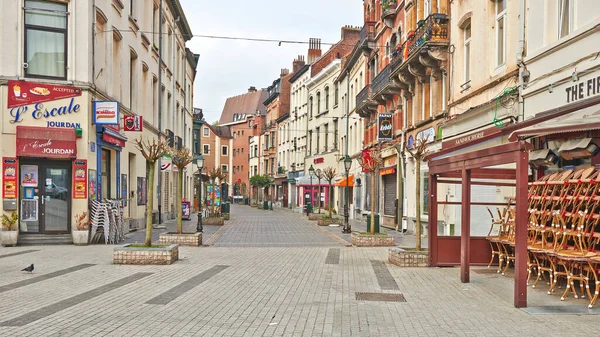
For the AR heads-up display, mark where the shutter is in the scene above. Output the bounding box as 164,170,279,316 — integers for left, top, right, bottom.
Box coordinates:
383,173,397,216
365,173,371,210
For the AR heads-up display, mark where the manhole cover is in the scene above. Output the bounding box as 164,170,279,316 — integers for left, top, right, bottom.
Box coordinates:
473,269,500,274
355,292,406,302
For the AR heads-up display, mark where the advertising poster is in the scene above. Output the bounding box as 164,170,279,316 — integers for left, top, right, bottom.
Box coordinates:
182,201,191,219
121,174,128,206
21,165,38,187
2,157,18,199
377,113,393,141
93,101,119,125
7,80,82,109
88,169,97,200
72,160,87,199
137,177,147,205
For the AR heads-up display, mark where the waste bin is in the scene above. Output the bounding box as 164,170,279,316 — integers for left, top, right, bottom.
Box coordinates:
222,202,230,214
304,204,313,216
366,214,380,233
244,198,249,205
263,200,269,210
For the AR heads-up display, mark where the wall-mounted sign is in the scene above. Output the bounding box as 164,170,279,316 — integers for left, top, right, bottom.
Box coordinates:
565,74,600,104
93,101,119,125
2,157,18,199
124,115,143,131
10,97,81,125
313,157,324,164
378,113,393,141
72,160,87,199
46,121,81,129
407,135,415,149
7,80,82,109
379,167,396,176
417,127,435,144
16,126,77,159
383,156,397,167
441,125,504,151
361,149,373,173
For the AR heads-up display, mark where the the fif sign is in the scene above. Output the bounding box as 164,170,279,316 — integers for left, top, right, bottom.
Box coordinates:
378,113,393,141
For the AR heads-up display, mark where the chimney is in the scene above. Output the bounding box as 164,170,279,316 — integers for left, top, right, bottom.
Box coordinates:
280,68,290,77
292,55,305,73
341,25,361,40
307,38,322,64
248,86,257,93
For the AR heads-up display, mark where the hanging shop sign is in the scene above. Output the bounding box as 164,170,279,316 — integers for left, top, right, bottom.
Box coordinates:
93,101,119,125
378,113,393,141
160,156,172,172
361,149,373,173
2,157,18,199
407,135,415,149
7,80,82,109
16,126,77,159
72,160,87,199
313,157,324,164
124,115,143,131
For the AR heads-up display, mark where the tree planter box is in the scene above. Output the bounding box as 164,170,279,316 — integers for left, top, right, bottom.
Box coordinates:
351,232,396,247
388,247,428,267
317,218,342,226
1,230,18,247
159,232,202,247
250,204,258,208
203,217,225,226
113,244,179,265
223,213,230,220
72,230,89,246
308,214,321,221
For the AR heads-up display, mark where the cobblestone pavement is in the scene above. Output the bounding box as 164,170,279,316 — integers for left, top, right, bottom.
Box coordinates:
0,205,599,336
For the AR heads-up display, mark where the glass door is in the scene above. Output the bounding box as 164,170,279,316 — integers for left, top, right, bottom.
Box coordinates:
42,164,70,233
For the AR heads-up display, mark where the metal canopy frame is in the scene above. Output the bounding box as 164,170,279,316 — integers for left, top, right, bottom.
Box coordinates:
427,141,532,308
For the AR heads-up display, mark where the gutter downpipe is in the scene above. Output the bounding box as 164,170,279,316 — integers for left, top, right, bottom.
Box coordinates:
517,0,526,123
157,0,163,224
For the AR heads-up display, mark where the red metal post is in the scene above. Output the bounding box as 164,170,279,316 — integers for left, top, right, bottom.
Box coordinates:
461,168,471,283
428,173,438,266
514,147,529,308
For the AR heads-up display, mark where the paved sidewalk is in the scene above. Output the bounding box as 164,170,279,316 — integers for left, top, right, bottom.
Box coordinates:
122,214,221,245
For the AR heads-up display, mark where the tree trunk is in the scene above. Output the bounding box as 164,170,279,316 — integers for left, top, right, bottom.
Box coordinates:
370,172,376,235
328,185,333,219
145,162,155,247
176,170,183,234
415,158,422,250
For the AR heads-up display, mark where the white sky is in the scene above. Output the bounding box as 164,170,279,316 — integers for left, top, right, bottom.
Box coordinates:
180,0,363,124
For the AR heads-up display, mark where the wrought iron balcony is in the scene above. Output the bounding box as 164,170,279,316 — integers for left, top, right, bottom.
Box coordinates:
408,13,449,57
359,21,376,55
356,84,377,118
371,64,391,97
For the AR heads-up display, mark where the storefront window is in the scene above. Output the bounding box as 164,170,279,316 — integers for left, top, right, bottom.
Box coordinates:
101,149,111,199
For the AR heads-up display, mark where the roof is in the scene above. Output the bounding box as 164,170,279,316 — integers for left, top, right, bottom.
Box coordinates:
219,89,268,125
509,108,600,140
289,64,310,83
167,0,193,41
205,123,232,139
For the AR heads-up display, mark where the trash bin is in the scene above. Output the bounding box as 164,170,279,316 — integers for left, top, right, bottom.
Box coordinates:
263,200,269,210
244,198,249,205
222,202,230,214
366,214,380,233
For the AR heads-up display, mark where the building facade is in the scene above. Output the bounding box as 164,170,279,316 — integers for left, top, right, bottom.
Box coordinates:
0,0,197,243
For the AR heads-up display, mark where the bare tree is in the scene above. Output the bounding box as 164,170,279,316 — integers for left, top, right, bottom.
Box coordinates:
358,149,383,234
170,146,194,234
323,167,337,219
134,136,169,247
405,136,430,251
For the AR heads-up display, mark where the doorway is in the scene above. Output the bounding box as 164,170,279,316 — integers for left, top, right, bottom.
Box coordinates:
19,160,72,234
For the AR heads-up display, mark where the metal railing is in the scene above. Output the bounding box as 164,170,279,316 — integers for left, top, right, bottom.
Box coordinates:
356,84,371,110
370,63,391,96
408,13,449,56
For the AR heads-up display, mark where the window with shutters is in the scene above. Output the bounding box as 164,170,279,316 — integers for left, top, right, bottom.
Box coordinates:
383,173,397,216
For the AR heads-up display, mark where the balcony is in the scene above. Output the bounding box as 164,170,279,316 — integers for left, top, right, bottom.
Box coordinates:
356,84,377,118
370,63,403,104
390,13,449,84
381,0,398,28
359,21,376,56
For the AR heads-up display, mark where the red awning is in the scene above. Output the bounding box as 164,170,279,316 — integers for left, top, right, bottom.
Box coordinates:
16,126,77,159
335,175,354,187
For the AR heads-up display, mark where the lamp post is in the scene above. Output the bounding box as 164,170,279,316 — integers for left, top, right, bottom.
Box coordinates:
195,155,205,232
315,168,323,214
290,163,296,209
342,155,352,233
308,164,315,216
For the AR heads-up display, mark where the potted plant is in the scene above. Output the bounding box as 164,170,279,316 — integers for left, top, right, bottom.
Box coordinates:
72,212,90,245
1,211,19,247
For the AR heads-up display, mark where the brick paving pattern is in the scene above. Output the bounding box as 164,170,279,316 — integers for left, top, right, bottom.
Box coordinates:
0,204,598,336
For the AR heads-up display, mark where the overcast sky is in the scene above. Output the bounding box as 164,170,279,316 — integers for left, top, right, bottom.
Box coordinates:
180,0,363,124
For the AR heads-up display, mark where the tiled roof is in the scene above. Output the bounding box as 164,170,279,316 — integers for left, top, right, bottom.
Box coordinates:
219,89,268,125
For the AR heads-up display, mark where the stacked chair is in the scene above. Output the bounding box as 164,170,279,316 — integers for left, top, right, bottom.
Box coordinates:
486,166,600,308
89,199,126,244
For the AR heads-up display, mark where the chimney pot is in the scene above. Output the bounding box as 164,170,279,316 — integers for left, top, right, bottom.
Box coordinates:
248,86,257,92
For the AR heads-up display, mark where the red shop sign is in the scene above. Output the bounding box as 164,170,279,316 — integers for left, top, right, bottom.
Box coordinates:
102,133,126,147
2,157,18,199
7,80,82,109
72,159,87,199
16,126,77,159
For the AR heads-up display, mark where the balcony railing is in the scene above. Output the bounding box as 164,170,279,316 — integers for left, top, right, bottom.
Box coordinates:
359,21,376,53
408,13,449,56
356,84,371,111
370,63,391,96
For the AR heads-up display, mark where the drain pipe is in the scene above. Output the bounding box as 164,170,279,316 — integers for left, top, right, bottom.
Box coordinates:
517,0,526,122
157,0,163,224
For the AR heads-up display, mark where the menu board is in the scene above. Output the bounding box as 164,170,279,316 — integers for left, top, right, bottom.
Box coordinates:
2,157,18,199
73,160,87,199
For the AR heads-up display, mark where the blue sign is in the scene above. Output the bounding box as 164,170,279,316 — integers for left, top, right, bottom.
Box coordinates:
407,135,415,149
90,142,96,153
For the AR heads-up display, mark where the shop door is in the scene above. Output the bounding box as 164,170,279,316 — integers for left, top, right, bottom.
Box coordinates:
19,160,71,234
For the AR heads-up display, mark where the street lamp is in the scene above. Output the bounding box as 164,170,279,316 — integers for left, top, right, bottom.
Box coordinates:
308,164,315,216
315,168,323,214
195,155,205,232
290,163,296,208
342,155,352,233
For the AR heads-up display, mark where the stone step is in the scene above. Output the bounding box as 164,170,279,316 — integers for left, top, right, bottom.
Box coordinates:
18,234,73,245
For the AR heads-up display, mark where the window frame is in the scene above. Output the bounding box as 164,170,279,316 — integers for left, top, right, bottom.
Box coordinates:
203,144,210,155
203,127,209,136
221,165,228,173
558,0,573,39
495,0,507,68
24,1,69,80
464,22,472,83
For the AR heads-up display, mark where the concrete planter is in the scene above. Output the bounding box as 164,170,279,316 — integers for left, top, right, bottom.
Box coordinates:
71,230,89,246
317,218,342,226
159,232,202,247
223,213,230,220
388,247,428,267
113,244,179,265
250,204,258,208
203,217,225,226
308,214,321,221
351,232,396,247
1,230,18,247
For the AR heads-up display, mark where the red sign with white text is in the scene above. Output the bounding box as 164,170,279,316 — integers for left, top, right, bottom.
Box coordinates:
7,80,82,108
2,157,18,199
16,126,77,159
361,149,373,173
124,116,143,131
72,160,87,199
